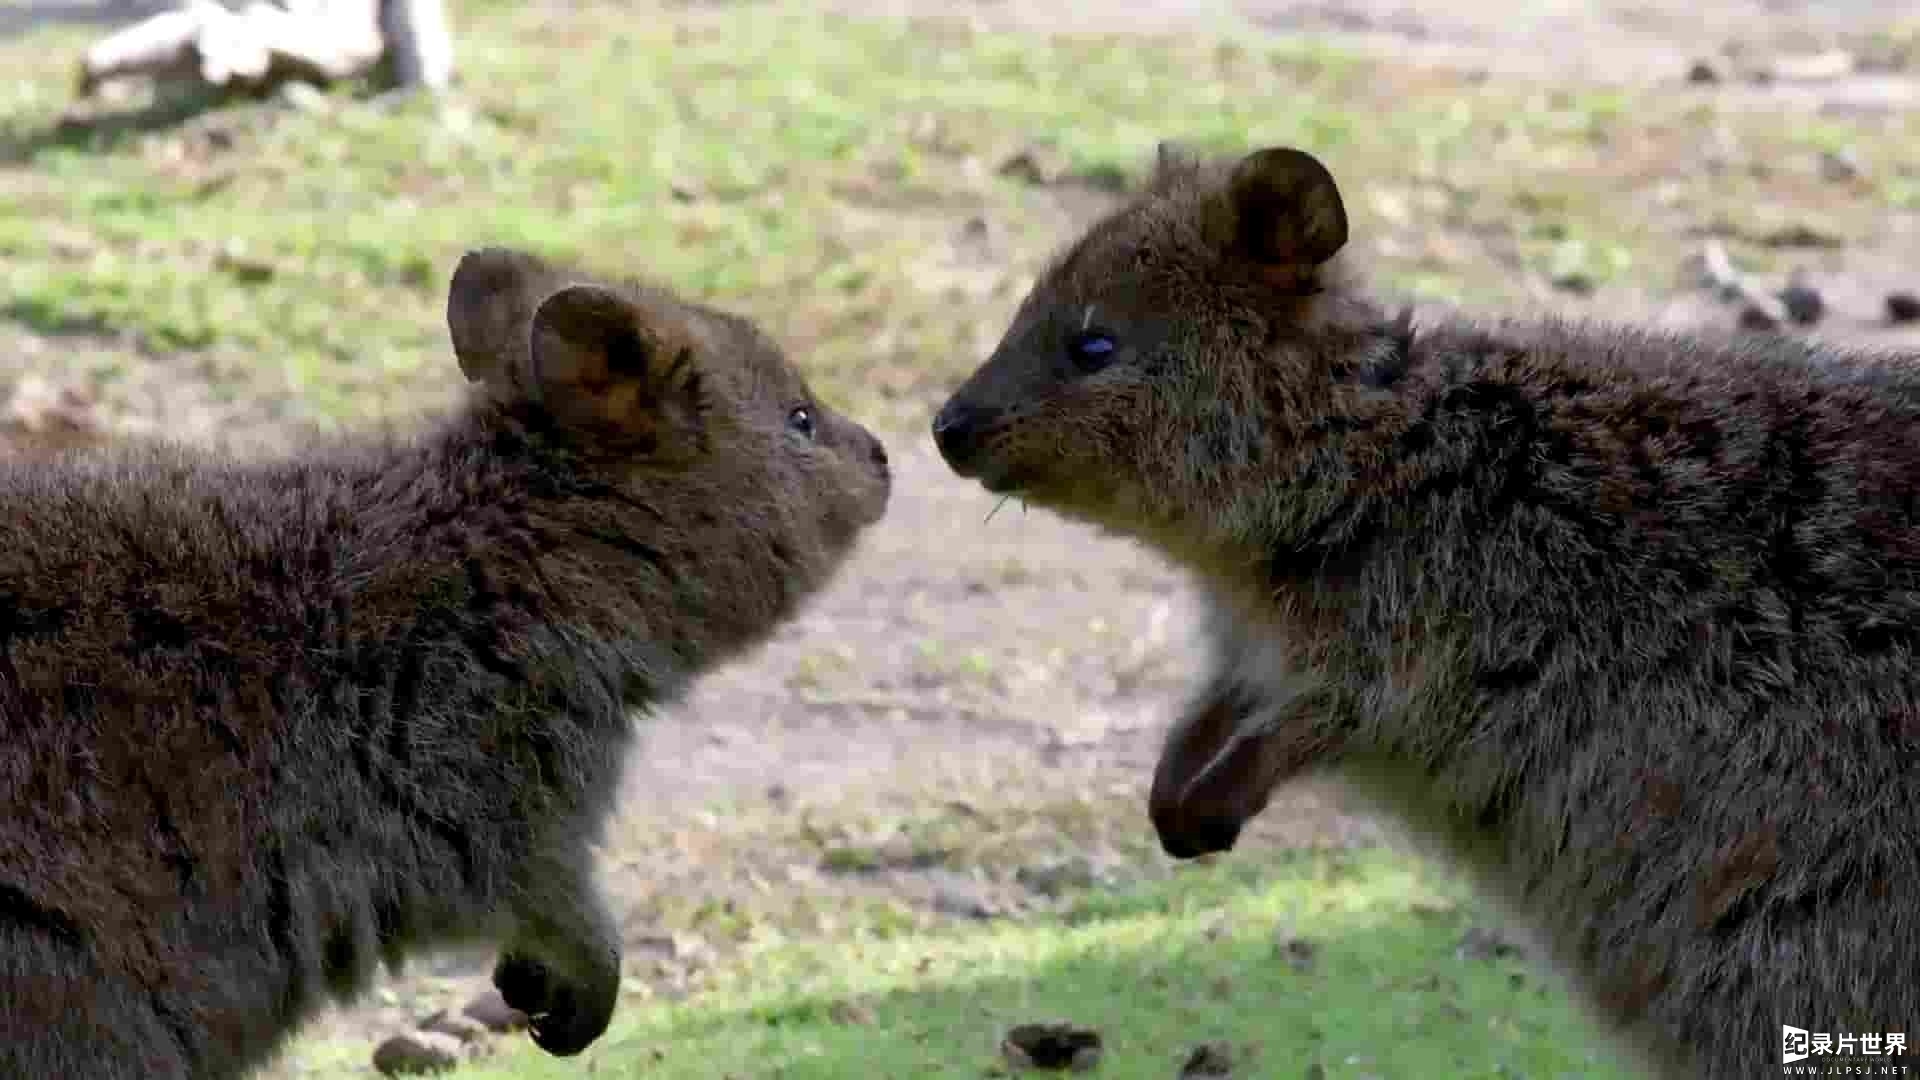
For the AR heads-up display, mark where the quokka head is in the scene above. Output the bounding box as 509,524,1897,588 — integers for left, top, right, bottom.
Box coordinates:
932,144,1403,557
446,247,892,582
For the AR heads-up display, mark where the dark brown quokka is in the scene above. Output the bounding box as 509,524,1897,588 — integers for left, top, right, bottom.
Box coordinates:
934,143,1920,1078
0,248,891,1079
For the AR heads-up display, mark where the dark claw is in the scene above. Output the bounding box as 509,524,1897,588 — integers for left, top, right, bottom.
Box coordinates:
492,950,617,1057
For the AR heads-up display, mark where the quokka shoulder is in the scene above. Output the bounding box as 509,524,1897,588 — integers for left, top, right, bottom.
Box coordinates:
0,246,890,1080
935,141,1920,1079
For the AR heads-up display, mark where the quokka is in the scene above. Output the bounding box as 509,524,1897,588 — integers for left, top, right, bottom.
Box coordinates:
1,246,890,1079
934,141,1920,1079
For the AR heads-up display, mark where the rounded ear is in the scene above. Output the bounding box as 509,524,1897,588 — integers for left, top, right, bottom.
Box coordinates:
528,284,707,455
446,247,575,394
1222,146,1349,268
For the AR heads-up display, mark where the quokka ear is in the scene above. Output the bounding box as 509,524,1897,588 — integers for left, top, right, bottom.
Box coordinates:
1207,146,1349,272
1148,139,1199,193
525,283,707,455
446,247,578,396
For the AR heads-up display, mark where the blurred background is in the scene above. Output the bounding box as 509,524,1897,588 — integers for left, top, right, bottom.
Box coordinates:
2,1,1916,1076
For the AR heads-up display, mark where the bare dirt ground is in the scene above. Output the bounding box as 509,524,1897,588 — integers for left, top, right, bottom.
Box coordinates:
6,0,1920,1067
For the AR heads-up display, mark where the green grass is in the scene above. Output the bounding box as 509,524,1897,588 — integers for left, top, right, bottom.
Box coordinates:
4,1,1916,434
398,849,1628,1079
5,4,1918,1076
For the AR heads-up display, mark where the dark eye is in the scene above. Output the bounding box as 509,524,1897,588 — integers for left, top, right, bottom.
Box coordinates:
788,406,816,440
1067,330,1117,373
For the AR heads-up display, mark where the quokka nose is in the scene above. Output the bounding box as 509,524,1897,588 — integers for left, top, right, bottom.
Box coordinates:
931,401,986,470
869,434,889,469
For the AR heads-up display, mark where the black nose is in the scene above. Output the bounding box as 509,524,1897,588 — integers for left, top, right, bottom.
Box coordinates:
931,402,985,471
868,433,889,470
1155,815,1243,860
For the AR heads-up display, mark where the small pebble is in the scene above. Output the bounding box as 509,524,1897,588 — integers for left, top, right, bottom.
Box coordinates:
1738,304,1781,332
1277,934,1320,973
1002,1021,1103,1072
1457,925,1526,962
1550,271,1596,297
1778,283,1825,325
1178,1040,1243,1077
371,1030,463,1076
1685,57,1724,84
459,988,527,1033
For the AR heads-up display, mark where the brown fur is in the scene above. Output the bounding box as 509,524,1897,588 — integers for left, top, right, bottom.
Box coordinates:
934,142,1920,1077
0,247,890,1079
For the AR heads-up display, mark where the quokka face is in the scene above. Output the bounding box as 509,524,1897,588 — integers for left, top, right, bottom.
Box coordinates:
930,145,1390,849
450,247,893,623
931,145,1397,557
437,249,897,1057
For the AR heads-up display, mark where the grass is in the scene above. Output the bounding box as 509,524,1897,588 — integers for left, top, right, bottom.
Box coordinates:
5,2,1919,1077
256,775,1638,1078
487,852,1619,1079
312,847,1633,1080
3,1,1916,435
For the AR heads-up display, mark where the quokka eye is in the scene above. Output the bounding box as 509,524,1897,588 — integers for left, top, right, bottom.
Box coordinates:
788,406,817,440
1067,330,1118,373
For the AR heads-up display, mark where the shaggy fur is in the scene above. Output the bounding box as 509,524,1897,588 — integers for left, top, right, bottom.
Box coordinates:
933,142,1920,1078
0,247,891,1079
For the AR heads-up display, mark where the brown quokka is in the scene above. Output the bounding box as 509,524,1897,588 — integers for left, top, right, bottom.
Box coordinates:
934,142,1920,1078
0,247,891,1079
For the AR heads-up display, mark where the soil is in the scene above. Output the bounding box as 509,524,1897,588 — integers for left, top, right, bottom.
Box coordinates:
7,0,1920,1068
